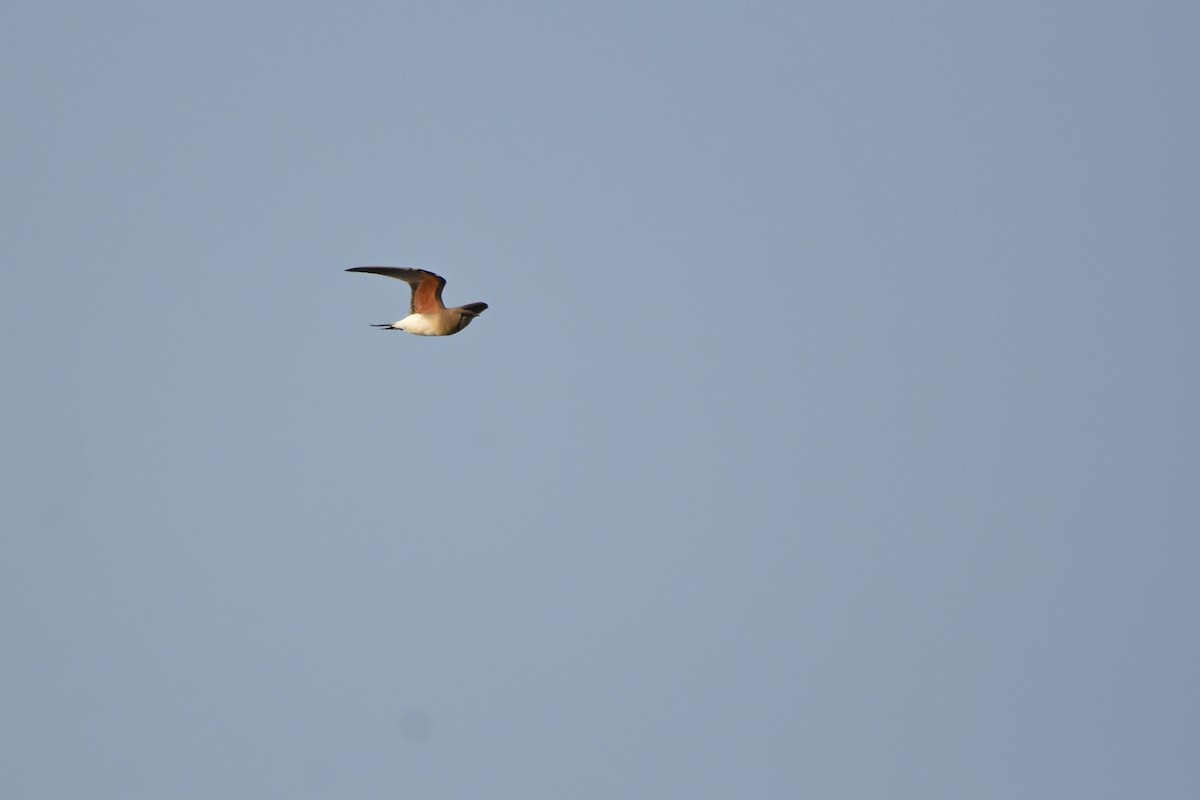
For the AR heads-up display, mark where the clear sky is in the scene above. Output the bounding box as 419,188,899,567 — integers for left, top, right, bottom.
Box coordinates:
3,1,1198,797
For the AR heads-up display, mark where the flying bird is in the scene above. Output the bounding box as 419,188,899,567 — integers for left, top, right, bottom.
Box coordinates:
346,267,488,336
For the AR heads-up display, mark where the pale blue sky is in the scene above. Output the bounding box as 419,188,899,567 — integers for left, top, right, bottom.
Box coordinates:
3,1,1198,797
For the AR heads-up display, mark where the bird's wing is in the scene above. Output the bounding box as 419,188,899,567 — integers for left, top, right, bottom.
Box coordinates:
346,267,447,313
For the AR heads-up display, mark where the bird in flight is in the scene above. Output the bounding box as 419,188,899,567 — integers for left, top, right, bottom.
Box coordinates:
346,267,488,336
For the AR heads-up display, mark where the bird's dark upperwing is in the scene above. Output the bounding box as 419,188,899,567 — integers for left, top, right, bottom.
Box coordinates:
345,267,447,313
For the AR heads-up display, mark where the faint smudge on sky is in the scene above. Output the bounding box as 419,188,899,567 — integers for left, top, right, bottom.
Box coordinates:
398,707,433,744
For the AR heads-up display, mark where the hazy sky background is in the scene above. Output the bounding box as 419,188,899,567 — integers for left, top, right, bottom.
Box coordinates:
3,1,1198,797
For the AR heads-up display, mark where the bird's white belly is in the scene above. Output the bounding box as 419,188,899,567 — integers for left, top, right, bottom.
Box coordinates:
397,314,444,335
